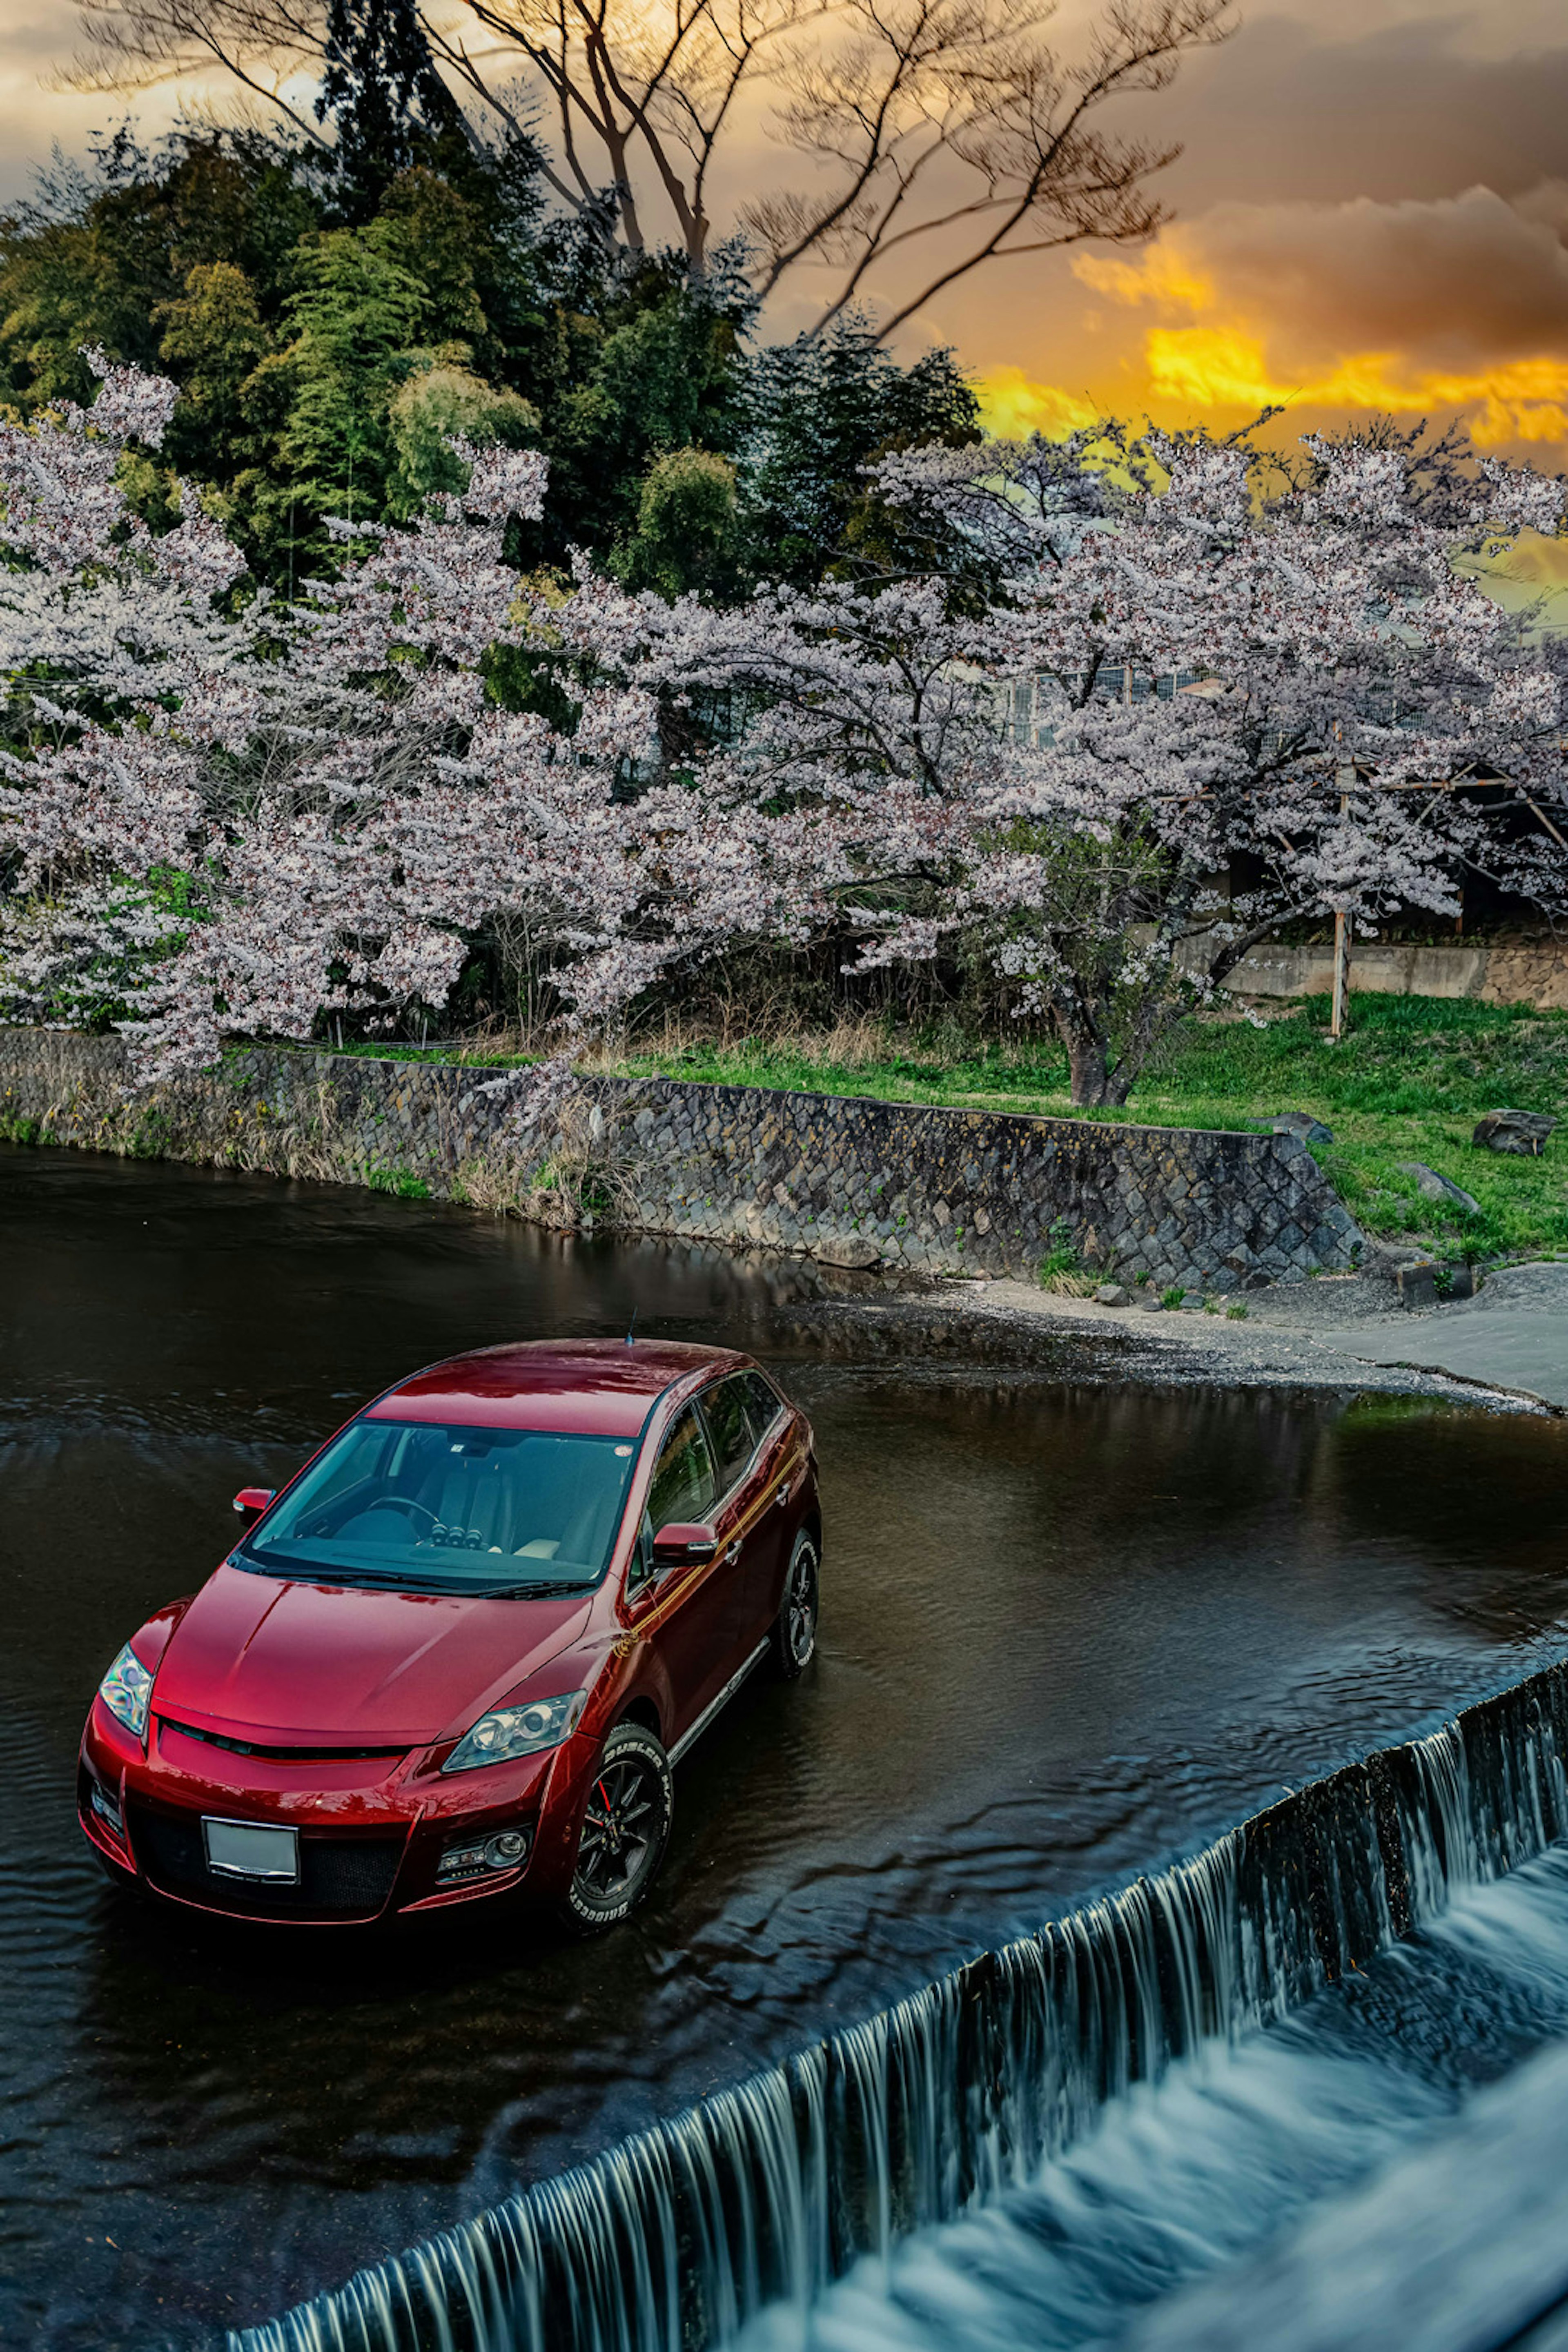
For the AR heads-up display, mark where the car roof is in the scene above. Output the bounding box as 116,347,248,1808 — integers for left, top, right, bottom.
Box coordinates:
365,1338,747,1437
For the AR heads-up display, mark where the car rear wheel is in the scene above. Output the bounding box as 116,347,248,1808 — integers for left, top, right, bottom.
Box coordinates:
558,1723,673,1936
772,1530,819,1678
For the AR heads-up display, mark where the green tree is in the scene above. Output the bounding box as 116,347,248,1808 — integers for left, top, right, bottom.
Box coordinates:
0,120,980,596
156,261,273,470
616,447,737,599
261,221,429,524
0,131,317,419
739,321,980,585
386,360,539,516
542,277,746,557
318,0,476,220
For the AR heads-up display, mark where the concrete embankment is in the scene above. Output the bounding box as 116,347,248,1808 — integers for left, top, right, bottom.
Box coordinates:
0,1028,1363,1295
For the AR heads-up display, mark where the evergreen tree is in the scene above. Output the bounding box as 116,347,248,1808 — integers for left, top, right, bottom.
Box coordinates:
739,322,980,586
318,0,473,218
0,125,980,595
616,448,738,599
252,222,430,528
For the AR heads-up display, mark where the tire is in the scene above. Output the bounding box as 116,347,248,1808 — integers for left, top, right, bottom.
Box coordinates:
772,1529,820,1679
557,1723,673,1937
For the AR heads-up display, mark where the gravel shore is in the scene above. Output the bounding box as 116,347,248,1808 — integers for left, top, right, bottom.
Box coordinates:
782,1262,1568,1415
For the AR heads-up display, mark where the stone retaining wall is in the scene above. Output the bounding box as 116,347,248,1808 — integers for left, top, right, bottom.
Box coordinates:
0,1029,1364,1292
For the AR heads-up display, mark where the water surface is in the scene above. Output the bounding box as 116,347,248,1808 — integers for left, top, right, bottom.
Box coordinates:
3,1143,1567,2348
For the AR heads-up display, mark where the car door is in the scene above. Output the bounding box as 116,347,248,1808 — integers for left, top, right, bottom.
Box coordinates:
702,1371,791,1653
627,1402,734,1742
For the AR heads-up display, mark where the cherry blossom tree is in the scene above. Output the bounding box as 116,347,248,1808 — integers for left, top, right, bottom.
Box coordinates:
564,425,1568,1105
0,356,674,1079
3,356,1566,1118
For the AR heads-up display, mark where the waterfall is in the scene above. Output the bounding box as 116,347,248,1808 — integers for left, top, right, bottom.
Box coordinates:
232,1658,1568,2352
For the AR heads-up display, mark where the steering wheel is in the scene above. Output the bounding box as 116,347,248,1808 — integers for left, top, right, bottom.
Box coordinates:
373,1497,439,1528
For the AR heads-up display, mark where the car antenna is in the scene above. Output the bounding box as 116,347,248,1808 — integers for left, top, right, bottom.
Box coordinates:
626,1308,637,1349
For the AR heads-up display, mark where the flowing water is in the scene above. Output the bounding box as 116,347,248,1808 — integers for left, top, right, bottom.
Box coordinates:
5,1143,1568,2350
237,1672,1568,2352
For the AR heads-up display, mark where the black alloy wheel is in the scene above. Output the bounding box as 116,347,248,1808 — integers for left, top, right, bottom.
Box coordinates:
559,1722,673,1935
773,1530,819,1679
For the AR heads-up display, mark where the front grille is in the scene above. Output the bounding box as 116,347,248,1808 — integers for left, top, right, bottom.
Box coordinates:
126,1799,406,1919
158,1717,408,1764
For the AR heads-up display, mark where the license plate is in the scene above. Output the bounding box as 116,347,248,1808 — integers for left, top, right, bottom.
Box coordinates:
202,1817,300,1882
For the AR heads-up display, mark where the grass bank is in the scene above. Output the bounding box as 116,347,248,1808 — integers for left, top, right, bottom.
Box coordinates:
616,996,1568,1269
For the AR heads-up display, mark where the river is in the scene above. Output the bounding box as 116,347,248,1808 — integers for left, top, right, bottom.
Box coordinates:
4,1141,1568,2348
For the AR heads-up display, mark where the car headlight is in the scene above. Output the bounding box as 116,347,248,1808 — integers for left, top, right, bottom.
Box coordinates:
442,1689,588,1773
98,1642,154,1740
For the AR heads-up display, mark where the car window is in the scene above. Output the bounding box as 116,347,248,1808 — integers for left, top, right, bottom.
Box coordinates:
740,1371,783,1443
703,1376,760,1497
645,1405,717,1532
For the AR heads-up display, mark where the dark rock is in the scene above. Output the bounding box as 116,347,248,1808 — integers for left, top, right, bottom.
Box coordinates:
814,1235,881,1270
1270,1111,1334,1146
1095,1283,1132,1306
1446,1263,1479,1301
1396,1262,1439,1311
1397,1161,1482,1215
1473,1109,1556,1156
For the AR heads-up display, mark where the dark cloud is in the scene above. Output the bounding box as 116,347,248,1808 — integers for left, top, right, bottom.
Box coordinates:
1123,13,1568,211
1148,184,1568,372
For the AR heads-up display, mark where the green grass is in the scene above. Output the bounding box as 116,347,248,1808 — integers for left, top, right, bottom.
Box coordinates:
317,1039,539,1070
366,1167,432,1199
618,995,1568,1267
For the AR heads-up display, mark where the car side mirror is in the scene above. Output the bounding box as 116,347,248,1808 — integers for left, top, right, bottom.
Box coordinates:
651,1520,717,1566
232,1487,276,1522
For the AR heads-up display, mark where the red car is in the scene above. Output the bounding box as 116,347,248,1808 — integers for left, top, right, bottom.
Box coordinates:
78,1340,820,1933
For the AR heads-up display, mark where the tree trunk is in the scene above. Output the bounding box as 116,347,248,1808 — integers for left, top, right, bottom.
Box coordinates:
1058,1015,1113,1107
1056,994,1169,1109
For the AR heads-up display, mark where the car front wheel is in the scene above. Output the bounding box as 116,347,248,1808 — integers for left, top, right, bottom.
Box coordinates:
773,1530,820,1678
558,1722,673,1936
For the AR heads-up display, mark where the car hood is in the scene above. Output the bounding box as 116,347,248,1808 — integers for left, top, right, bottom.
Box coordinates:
151,1563,595,1745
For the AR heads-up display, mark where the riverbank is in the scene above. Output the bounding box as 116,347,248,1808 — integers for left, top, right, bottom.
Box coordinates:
619,993,1568,1271
316,991,1568,1267
5,1021,1564,1410
0,1027,1365,1294
791,1261,1568,1414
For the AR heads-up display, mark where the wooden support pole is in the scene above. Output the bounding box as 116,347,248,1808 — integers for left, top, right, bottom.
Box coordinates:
1330,751,1352,1040
1330,903,1351,1040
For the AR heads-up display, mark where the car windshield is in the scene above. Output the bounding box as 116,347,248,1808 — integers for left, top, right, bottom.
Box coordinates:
239,1419,639,1595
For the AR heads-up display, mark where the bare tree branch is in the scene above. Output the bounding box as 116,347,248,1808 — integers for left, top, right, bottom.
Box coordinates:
65,0,1232,324
67,0,336,145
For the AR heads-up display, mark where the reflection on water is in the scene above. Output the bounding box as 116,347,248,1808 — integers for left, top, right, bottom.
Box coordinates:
2,1143,1568,2348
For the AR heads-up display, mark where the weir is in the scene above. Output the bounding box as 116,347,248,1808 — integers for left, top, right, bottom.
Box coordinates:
232,1657,1568,2352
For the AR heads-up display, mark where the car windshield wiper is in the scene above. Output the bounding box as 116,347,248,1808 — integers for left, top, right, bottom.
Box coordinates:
236,1554,592,1599
490,1579,593,1599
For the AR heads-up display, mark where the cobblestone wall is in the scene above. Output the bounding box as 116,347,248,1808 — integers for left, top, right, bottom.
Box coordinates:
0,1029,1364,1291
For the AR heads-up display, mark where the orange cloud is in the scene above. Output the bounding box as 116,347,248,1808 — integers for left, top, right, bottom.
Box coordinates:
1139,329,1568,448
1055,189,1568,453
975,367,1098,440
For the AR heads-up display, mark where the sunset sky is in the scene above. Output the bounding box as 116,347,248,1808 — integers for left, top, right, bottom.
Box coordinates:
3,0,1568,465
943,0,1568,463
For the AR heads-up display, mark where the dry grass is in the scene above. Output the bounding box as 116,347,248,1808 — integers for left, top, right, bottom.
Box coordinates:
522,1095,643,1231
449,1154,524,1214
606,1009,895,1076
1039,1268,1101,1298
